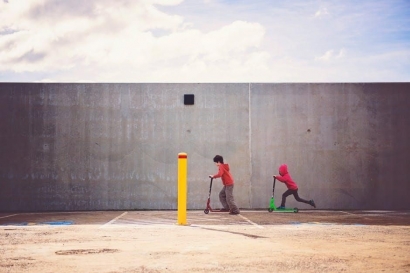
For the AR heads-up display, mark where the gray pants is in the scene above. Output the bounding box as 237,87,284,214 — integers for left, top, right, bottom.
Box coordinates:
219,185,240,214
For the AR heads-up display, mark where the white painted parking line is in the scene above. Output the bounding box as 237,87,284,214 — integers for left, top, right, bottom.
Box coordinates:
339,211,356,216
0,214,18,219
238,214,263,229
339,211,372,220
99,212,128,228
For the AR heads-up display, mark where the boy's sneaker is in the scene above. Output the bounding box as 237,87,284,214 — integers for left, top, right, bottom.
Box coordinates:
310,200,316,208
277,206,285,210
229,211,240,215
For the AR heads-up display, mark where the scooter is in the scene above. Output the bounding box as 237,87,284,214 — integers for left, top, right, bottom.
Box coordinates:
268,177,299,213
204,177,230,214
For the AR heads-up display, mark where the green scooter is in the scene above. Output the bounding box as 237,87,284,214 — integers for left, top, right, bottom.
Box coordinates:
268,177,299,213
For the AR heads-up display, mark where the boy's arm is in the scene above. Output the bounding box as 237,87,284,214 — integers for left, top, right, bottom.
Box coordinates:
274,175,286,182
211,166,224,178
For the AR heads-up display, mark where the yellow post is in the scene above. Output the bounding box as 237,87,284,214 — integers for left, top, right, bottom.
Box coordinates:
177,152,188,225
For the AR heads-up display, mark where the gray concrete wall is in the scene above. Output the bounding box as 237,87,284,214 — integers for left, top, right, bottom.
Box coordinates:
250,83,410,210
0,83,251,211
0,83,409,211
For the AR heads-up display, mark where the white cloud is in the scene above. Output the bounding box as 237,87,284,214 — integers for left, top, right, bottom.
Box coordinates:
317,50,334,61
0,0,269,82
0,0,409,82
316,49,346,62
0,1,188,72
314,7,329,18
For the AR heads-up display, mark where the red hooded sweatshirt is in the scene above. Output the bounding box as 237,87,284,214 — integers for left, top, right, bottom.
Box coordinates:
275,164,298,190
213,163,234,186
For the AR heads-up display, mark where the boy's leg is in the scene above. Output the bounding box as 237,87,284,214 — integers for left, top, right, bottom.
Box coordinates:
292,190,311,205
219,186,230,210
225,185,240,214
280,190,293,207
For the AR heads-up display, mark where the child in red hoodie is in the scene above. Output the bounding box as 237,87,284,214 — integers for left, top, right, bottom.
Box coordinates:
274,164,316,209
209,155,240,215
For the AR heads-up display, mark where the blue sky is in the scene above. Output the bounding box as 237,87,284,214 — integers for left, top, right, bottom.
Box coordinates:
0,0,409,82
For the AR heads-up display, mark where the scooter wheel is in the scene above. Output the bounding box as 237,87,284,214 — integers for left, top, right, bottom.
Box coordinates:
293,208,299,213
268,208,273,212
204,209,209,214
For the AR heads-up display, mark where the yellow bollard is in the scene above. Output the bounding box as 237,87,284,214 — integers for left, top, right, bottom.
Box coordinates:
177,152,188,225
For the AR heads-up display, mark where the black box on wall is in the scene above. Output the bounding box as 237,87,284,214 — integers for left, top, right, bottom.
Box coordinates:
184,94,194,105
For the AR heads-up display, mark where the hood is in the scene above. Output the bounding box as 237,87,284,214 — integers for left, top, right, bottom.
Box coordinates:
279,164,288,175
221,163,230,171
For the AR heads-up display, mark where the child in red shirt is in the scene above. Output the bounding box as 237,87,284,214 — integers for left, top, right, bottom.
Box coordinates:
274,164,316,209
209,155,240,215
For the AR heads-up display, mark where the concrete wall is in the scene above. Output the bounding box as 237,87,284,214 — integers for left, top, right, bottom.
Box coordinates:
0,83,409,211
250,83,410,210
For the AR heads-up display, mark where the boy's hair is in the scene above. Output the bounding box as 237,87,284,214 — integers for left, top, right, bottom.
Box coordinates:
213,155,224,163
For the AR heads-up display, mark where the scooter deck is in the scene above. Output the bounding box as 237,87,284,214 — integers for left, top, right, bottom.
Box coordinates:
269,207,298,213
268,197,298,213
204,208,229,214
